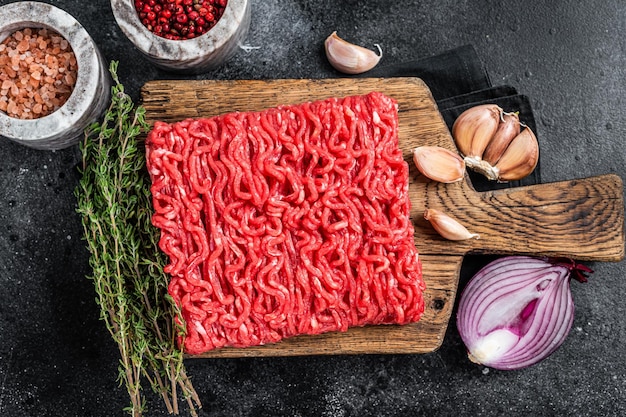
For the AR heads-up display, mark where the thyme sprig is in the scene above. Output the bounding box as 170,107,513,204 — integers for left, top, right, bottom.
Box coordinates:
75,61,201,416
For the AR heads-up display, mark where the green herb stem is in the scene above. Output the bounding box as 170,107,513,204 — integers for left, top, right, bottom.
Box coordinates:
75,61,200,417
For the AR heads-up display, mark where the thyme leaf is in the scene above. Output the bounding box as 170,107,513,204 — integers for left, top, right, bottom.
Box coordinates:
75,61,201,417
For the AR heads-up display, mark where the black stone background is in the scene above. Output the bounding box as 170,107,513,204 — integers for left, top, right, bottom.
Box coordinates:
1,1,625,416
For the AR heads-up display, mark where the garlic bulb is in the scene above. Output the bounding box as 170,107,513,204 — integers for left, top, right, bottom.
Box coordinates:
324,31,382,75
424,208,479,241
413,146,466,183
452,105,539,182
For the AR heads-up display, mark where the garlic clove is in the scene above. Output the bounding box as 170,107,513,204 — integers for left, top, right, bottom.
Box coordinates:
452,104,502,159
482,111,521,166
324,31,382,75
413,146,466,183
424,208,479,241
494,127,539,181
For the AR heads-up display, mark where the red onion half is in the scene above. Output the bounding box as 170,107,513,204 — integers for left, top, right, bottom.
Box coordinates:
456,256,591,370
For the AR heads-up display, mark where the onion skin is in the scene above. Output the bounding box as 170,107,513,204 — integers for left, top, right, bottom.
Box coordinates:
456,256,590,370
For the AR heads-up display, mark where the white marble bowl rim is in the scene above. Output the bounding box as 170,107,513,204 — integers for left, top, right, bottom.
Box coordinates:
0,1,102,143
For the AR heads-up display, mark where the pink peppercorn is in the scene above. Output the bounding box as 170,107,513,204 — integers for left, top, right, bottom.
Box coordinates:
133,0,228,40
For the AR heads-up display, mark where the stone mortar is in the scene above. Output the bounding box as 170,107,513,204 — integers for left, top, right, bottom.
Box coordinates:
0,1,111,151
111,0,251,73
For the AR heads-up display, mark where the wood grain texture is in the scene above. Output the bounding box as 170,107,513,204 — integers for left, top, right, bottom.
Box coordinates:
141,78,625,357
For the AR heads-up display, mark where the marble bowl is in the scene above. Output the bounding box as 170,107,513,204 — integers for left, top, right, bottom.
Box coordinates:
0,2,111,151
111,0,251,73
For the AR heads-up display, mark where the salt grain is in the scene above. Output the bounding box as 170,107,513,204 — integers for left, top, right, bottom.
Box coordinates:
0,28,78,119
17,39,29,52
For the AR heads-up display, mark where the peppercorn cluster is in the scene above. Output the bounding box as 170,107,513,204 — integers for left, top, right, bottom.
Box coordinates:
134,0,228,40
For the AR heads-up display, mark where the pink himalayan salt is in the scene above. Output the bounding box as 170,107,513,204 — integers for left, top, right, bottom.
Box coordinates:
0,28,78,120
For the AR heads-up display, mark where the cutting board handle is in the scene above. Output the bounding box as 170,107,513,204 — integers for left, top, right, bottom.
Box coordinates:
414,173,625,262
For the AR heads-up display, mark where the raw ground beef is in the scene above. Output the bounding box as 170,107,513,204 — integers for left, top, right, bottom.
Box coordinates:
146,92,424,355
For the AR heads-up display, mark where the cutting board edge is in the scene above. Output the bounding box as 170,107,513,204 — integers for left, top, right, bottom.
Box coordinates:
140,77,437,118
186,323,449,359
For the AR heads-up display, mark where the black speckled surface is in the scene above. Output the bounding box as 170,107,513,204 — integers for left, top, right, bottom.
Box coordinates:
1,1,625,416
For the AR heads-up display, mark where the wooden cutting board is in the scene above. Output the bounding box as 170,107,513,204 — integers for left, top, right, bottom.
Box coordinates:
141,77,625,358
